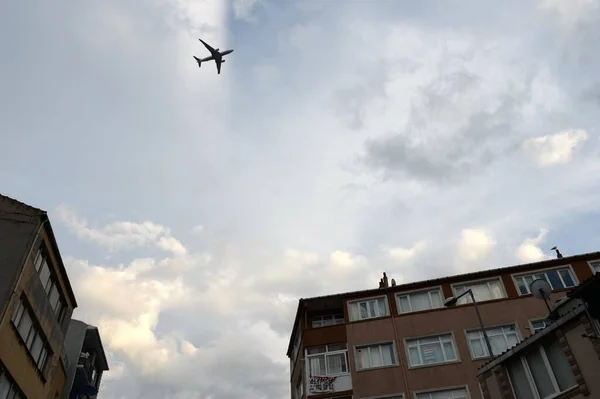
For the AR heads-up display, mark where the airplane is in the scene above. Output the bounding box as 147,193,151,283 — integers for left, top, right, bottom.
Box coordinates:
193,39,234,75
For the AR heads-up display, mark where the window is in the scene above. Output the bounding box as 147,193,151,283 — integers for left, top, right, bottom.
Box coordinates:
453,279,505,304
406,334,457,367
0,364,25,399
514,268,576,295
506,340,577,399
530,320,549,333
33,249,68,324
312,314,344,328
416,388,468,399
356,342,396,370
348,297,388,321
467,325,520,359
590,260,600,274
295,376,303,399
396,289,443,314
11,297,52,373
307,343,348,377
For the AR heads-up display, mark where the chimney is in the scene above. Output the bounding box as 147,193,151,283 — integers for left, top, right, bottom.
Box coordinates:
391,278,396,287
383,272,389,288
379,278,384,288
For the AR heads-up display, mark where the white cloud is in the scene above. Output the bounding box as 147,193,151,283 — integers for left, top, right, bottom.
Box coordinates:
455,229,497,272
54,205,187,256
383,241,427,262
522,129,589,166
516,229,551,263
232,0,261,21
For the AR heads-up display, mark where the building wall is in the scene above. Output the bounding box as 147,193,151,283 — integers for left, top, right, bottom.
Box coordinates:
563,320,600,399
0,223,75,399
292,254,598,399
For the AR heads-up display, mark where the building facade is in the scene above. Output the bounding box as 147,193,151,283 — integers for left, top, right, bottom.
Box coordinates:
0,194,78,398
61,319,109,399
287,251,600,399
477,273,600,399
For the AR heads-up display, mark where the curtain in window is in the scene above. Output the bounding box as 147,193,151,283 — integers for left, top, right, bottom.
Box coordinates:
411,292,430,312
544,341,577,391
309,356,326,377
326,353,346,374
525,349,555,398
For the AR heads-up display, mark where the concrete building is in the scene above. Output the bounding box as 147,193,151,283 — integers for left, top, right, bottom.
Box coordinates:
61,319,109,399
287,251,600,399
0,194,78,398
477,273,600,399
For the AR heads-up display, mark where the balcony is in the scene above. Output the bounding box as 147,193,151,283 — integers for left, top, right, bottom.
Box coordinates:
73,352,97,394
308,373,352,396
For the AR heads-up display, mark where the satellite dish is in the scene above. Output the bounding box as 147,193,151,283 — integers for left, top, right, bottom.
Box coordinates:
530,278,552,313
530,279,551,300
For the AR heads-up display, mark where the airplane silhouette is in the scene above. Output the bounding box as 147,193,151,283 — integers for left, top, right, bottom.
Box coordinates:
193,39,234,75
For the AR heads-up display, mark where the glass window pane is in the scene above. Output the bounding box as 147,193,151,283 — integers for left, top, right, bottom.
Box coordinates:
516,278,528,295
308,355,326,376
490,335,508,355
326,353,346,374
545,270,563,290
312,319,322,328
559,269,575,287
0,374,11,399
382,344,394,365
544,341,577,391
307,346,326,355
377,298,386,316
359,302,368,319
470,338,485,358
398,296,410,313
471,283,491,301
39,263,51,289
488,280,504,299
370,346,383,367
368,301,377,318
30,335,43,364
359,348,371,369
17,311,33,341
411,292,431,312
421,342,443,364
409,347,420,366
430,291,442,308
49,286,60,312
507,359,535,399
442,342,456,360
526,349,556,398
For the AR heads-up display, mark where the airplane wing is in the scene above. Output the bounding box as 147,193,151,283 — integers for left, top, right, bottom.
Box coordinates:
199,39,219,56
216,59,222,74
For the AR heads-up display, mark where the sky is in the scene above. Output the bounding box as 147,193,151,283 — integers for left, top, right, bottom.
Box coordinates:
1,0,600,397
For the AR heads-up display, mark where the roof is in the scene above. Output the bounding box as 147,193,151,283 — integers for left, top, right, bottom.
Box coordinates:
84,324,110,371
0,193,78,308
568,272,600,299
477,303,585,375
286,250,600,357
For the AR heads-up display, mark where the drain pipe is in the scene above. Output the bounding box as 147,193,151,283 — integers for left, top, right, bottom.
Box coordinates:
0,215,47,330
390,293,411,395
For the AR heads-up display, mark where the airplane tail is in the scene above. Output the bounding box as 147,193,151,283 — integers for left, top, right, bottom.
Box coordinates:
193,56,202,68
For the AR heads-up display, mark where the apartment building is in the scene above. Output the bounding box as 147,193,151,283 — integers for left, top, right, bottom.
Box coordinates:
478,273,600,399
61,319,110,399
0,194,78,398
287,250,600,399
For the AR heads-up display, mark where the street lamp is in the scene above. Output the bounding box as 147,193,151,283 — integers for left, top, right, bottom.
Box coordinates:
444,289,495,359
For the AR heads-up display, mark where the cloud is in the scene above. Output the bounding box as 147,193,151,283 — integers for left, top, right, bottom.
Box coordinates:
383,240,427,262
516,229,551,263
232,0,261,21
455,229,497,273
522,129,590,166
54,205,187,256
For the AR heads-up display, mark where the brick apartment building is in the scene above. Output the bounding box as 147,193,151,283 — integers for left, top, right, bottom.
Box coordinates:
0,194,109,399
287,250,600,399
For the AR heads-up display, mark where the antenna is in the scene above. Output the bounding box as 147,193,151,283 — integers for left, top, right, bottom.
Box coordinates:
530,278,553,313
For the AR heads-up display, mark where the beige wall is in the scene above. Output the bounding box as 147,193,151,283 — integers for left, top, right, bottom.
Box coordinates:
0,230,74,399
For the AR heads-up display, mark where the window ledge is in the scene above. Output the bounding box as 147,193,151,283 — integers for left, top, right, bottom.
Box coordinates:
356,363,399,373
407,359,462,370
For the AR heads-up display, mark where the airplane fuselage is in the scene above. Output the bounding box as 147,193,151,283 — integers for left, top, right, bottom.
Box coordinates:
199,49,234,62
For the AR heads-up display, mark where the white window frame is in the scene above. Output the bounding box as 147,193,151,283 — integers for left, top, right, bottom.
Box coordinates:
396,287,443,314
465,324,521,359
405,332,459,368
347,295,389,322
512,265,579,296
305,343,349,377
506,343,577,399
413,385,470,399
355,341,398,371
451,277,507,305
312,314,345,328
588,260,600,274
529,319,550,334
